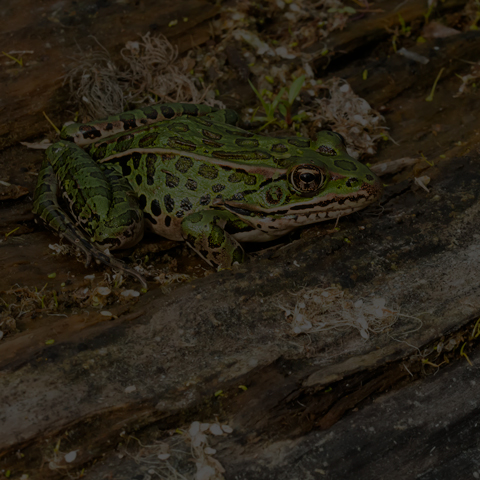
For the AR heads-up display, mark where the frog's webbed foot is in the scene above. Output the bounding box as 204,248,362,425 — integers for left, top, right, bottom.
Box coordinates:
181,210,245,269
60,225,148,289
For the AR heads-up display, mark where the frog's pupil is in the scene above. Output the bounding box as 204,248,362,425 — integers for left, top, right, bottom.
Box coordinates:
300,173,315,183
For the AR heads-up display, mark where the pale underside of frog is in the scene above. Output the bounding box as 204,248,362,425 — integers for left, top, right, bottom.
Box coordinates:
33,103,383,287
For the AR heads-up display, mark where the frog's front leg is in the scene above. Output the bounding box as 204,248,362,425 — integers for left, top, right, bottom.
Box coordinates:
181,211,245,268
33,141,147,286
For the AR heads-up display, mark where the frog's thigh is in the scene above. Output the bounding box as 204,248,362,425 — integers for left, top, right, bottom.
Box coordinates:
181,210,245,268
97,165,145,249
47,142,144,250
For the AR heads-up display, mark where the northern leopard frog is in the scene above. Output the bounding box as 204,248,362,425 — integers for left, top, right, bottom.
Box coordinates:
33,103,383,287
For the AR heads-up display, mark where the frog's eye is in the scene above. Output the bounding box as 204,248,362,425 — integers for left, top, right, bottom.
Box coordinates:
290,165,326,196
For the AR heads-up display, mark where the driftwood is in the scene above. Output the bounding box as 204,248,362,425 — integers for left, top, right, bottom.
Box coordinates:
1,1,480,479
0,0,219,149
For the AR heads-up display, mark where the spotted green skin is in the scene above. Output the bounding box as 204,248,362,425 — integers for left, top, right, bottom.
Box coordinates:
33,103,383,286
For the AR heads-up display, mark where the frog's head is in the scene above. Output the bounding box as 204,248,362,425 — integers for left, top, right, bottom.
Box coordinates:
221,130,383,235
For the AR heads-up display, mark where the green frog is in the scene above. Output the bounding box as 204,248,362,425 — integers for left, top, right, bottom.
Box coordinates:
33,103,383,287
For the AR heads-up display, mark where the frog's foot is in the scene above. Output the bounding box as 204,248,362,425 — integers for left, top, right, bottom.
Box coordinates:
58,224,148,289
181,211,245,269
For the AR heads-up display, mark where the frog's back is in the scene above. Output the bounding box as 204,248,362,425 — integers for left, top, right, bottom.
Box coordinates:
86,115,319,170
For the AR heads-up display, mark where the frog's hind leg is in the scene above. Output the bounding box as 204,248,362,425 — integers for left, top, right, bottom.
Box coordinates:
181,210,245,269
33,142,147,287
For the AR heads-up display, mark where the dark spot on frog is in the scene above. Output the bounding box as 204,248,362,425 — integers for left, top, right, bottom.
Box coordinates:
144,211,157,225
193,117,213,127
151,199,162,216
265,186,284,205
235,138,259,147
175,156,193,173
164,194,175,213
198,164,218,180
186,179,197,191
200,194,211,205
105,123,113,131
139,133,160,147
168,137,197,151
182,104,200,116
165,173,180,188
334,159,358,171
225,129,254,138
288,138,310,148
143,106,158,120
271,143,288,153
228,172,244,183
80,125,102,140
229,192,244,201
366,174,374,181
175,210,184,218
212,184,225,193
203,139,224,148
136,174,143,186
120,114,138,130
115,155,132,176
165,215,171,227
317,145,337,156
202,129,222,140
131,152,142,169
244,174,256,186
346,177,358,188
146,154,156,185
139,194,147,210
180,198,193,211
161,106,175,118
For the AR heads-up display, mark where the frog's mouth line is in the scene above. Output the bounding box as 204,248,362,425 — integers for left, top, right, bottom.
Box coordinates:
217,182,383,219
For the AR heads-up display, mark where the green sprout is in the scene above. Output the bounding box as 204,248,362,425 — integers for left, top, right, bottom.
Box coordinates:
426,68,445,102
43,111,61,134
2,51,23,66
249,75,307,130
470,317,480,339
390,14,411,53
397,14,411,35
5,227,19,239
460,342,473,366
